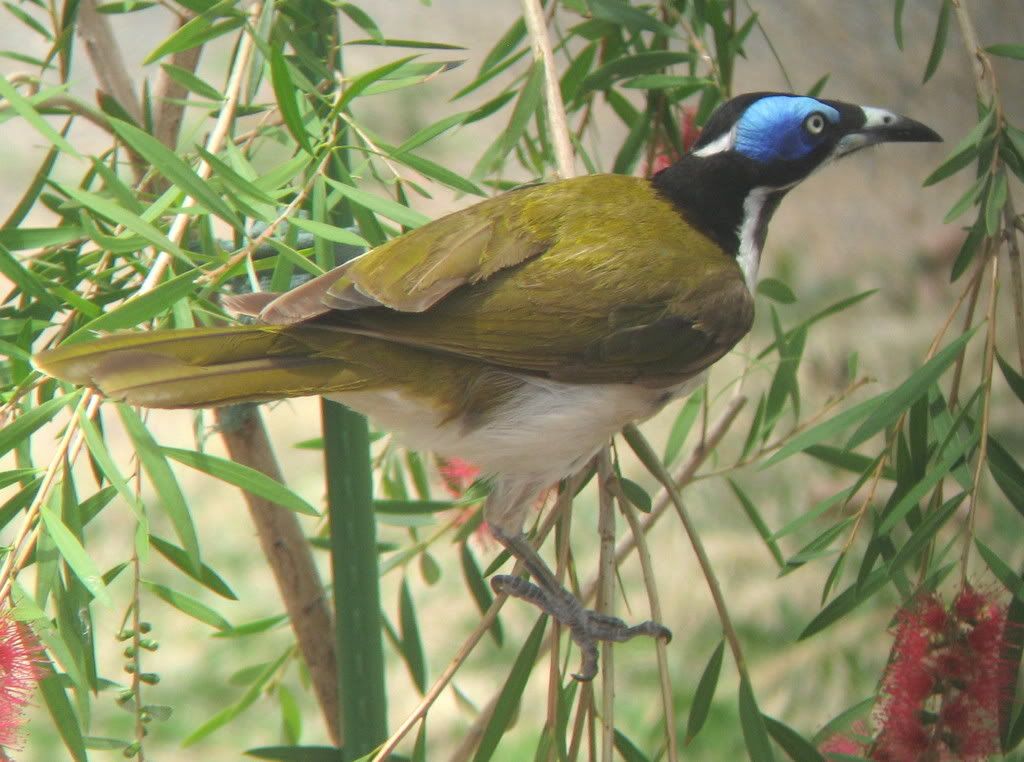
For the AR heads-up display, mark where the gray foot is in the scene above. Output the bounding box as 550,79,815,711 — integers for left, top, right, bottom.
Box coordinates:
490,573,671,681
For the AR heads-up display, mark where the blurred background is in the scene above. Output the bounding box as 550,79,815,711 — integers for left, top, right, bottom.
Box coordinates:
3,1,1024,759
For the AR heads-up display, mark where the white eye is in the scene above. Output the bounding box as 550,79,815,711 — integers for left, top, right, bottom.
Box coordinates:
804,112,826,135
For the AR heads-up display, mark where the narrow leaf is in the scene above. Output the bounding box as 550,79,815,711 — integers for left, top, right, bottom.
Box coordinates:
143,580,230,629
847,328,978,448
738,677,776,762
162,447,319,515
472,617,546,762
40,506,111,605
686,639,724,743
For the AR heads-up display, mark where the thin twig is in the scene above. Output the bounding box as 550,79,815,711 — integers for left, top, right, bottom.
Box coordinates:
612,483,678,762
622,425,750,676
377,502,570,762
141,6,260,292
521,0,575,178
76,0,142,124
151,12,202,151
595,453,616,762
960,257,999,580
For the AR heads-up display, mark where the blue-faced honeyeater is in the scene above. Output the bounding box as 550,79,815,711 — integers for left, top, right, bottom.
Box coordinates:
35,92,941,680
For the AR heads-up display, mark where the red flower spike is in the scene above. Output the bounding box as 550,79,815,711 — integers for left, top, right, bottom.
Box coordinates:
872,587,1012,762
0,614,44,757
438,457,481,497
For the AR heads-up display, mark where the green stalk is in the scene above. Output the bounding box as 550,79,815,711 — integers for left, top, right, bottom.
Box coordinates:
288,0,388,755
323,400,388,758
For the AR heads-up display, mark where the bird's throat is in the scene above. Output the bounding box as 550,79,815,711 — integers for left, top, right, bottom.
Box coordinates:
652,155,785,288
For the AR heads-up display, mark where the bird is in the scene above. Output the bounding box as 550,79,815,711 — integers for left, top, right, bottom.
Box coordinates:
34,91,940,680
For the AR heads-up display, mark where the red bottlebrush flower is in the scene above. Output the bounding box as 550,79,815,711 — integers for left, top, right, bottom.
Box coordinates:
438,457,481,497
0,614,44,757
820,721,871,759
872,586,1012,762
643,105,702,177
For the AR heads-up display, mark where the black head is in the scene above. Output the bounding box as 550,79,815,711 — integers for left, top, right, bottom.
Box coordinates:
653,92,941,282
689,91,941,187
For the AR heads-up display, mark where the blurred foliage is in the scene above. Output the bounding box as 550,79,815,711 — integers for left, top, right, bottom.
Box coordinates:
0,0,1022,760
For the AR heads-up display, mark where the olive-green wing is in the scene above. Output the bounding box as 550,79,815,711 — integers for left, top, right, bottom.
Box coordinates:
253,183,554,323
251,174,752,384
319,175,753,383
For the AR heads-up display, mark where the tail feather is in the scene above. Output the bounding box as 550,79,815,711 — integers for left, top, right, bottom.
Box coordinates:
33,325,363,408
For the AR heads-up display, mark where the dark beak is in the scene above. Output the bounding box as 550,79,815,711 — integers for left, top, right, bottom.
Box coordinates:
833,108,941,158
864,114,942,144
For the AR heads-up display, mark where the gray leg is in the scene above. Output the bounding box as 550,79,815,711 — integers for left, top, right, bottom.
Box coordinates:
489,526,671,681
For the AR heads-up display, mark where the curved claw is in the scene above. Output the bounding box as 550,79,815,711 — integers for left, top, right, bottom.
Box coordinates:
491,574,672,681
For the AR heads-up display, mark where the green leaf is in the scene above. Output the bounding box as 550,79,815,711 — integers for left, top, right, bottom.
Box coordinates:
143,580,230,629
472,616,546,762
587,0,676,37
322,177,430,228
997,352,1024,405
986,43,1024,60
269,46,312,154
185,649,290,744
39,662,88,762
382,144,485,196
40,506,112,605
151,535,236,599
477,17,526,77
757,290,876,360
799,567,887,639
763,715,825,762
664,387,704,465
288,217,369,248
0,392,79,460
338,55,419,111
613,730,650,762
246,746,342,762
757,277,797,304
685,639,724,743
923,0,951,83
108,120,243,226
70,268,199,338
398,577,426,692
923,109,992,186
472,61,544,179
159,63,224,100
619,477,652,513
579,51,692,96
893,0,906,49
985,170,1008,235
0,75,79,156
876,429,975,535
0,225,83,250
54,180,190,259
162,447,319,515
889,491,966,571
338,3,383,43
728,480,784,568
460,543,503,646
117,405,199,568
374,498,457,515
975,540,1024,601
145,14,244,64
847,328,979,448
988,435,1024,519
738,677,776,762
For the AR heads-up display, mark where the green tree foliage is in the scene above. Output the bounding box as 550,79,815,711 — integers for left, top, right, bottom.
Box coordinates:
0,1,1021,760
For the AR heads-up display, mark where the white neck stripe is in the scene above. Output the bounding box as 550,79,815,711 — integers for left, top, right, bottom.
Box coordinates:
737,187,772,290
693,126,736,157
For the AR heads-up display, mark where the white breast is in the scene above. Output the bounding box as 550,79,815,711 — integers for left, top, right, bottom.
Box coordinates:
330,373,703,487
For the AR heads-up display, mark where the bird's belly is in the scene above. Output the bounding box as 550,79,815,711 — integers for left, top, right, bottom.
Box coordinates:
328,374,702,483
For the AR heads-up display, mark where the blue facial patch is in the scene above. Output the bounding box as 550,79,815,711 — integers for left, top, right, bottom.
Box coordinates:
734,96,840,162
